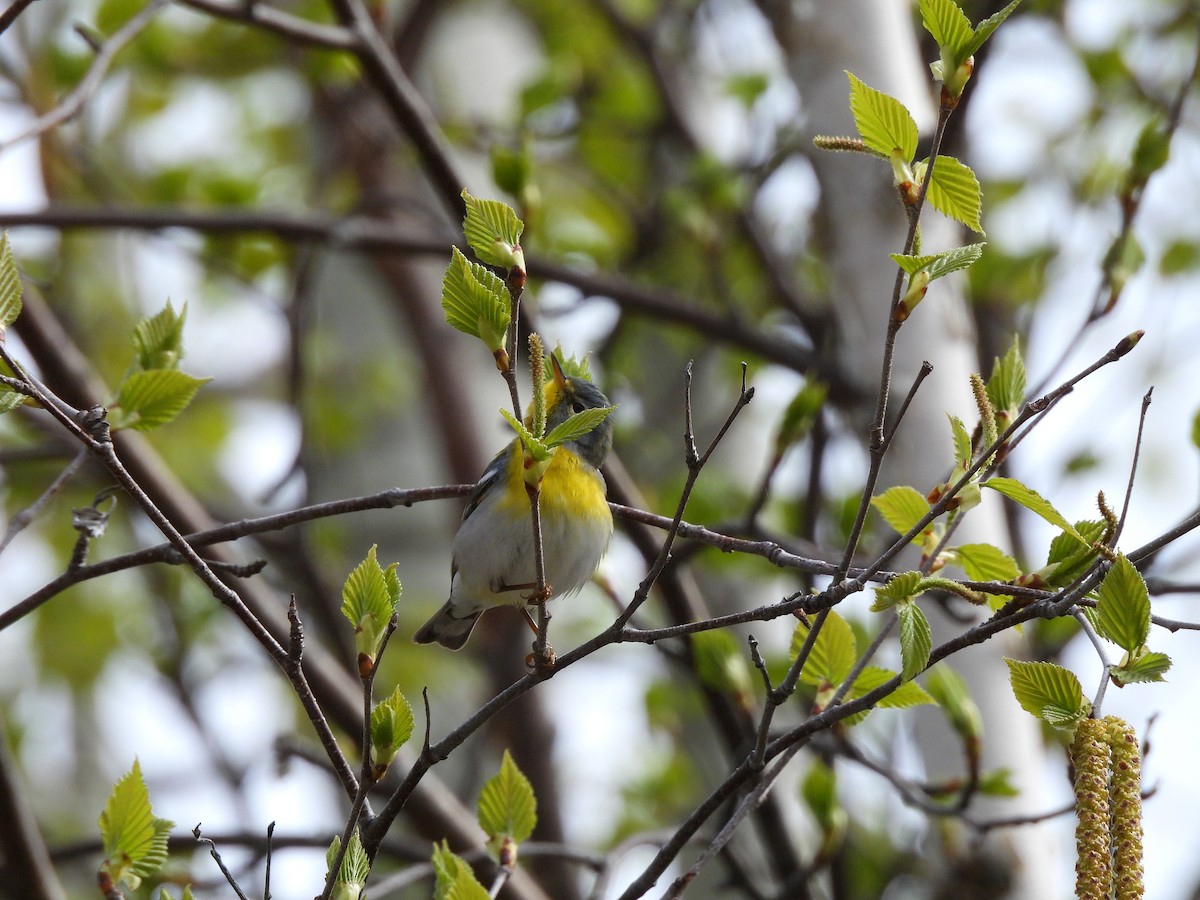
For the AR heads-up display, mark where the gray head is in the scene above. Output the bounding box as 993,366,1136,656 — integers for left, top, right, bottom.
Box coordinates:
546,359,613,470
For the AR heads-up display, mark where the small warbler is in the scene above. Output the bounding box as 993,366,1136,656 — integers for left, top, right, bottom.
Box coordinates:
414,355,614,650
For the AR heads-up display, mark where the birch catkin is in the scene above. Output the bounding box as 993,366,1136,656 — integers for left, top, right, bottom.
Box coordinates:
1071,717,1113,900
1106,716,1144,900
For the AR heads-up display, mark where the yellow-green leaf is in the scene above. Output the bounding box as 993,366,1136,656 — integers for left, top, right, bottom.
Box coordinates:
477,750,537,846
340,545,402,662
898,603,931,681
846,72,918,161
1004,658,1089,728
984,477,1088,546
441,246,511,352
871,486,930,535
99,760,173,890
433,841,488,900
543,404,616,449
132,302,187,372
0,232,22,329
1095,554,1150,654
949,543,1019,582
461,191,524,269
793,610,857,687
371,686,415,772
924,156,984,234
110,369,211,431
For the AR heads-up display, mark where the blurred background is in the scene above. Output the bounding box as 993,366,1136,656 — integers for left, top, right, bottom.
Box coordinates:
1,0,1200,897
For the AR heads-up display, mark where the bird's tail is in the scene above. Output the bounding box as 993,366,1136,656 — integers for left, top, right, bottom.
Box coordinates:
412,600,482,651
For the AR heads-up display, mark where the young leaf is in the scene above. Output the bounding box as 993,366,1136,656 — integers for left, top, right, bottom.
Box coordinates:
477,750,538,848
923,242,986,282
774,380,827,452
1041,520,1106,587
0,383,25,415
543,404,617,450
340,545,402,670
948,543,1019,582
1111,650,1171,686
371,686,415,778
1095,554,1150,654
871,571,924,612
0,232,22,331
846,72,918,161
986,335,1026,415
325,830,370,900
691,630,754,702
923,156,984,234
99,760,173,891
433,841,488,900
851,666,934,709
793,610,857,687
919,0,973,59
109,370,211,431
977,768,1020,797
968,0,1026,56
947,414,972,467
441,246,511,355
132,302,187,372
925,664,983,740
461,191,525,269
1004,658,1089,727
984,477,1088,546
898,603,932,681
871,486,931,535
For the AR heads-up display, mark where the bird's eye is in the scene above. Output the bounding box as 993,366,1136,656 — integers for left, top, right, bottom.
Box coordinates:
571,400,586,414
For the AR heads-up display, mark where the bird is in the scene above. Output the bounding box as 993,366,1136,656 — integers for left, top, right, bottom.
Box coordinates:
413,355,614,650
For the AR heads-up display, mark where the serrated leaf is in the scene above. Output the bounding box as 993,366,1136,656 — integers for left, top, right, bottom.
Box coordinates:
1004,659,1088,727
477,750,537,846
793,610,857,687
968,0,1025,55
326,830,370,892
99,760,173,890
947,414,972,466
919,0,973,59
0,383,25,414
1095,555,1150,653
871,571,924,611
371,686,415,768
461,191,524,268
110,369,210,431
986,335,1026,413
925,665,983,738
949,543,1019,582
925,242,986,282
977,767,1020,797
691,630,753,699
1043,520,1106,587
544,405,617,450
984,477,1087,546
340,545,402,662
1111,650,1171,685
871,486,930,535
500,408,551,462
846,72,918,161
890,252,941,275
852,665,933,709
441,246,511,352
0,232,22,329
132,302,186,372
433,841,487,900
898,604,932,681
924,156,984,233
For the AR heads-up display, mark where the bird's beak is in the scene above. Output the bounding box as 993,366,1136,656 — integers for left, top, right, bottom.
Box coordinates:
550,352,568,390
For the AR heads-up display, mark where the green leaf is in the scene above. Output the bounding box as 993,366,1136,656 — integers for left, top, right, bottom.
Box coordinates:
500,408,551,461
947,414,972,467
977,768,1020,797
371,686,415,775
851,665,934,709
1111,650,1171,686
984,477,1088,546
870,486,930,535
949,543,1019,582
461,191,524,269
925,665,982,739
1095,555,1150,653
726,72,770,108
543,404,617,450
926,242,986,281
898,604,932,681
0,382,25,415
433,841,488,900
967,0,1025,55
477,750,538,847
919,0,973,59
110,369,211,431
1042,520,1106,587
986,335,1026,414
890,252,941,276
846,72,918,161
691,630,753,700
1004,659,1089,727
0,232,22,330
793,610,857,687
132,302,186,371
340,545,402,665
99,760,173,891
1193,407,1200,450
775,381,827,451
871,571,924,612
325,830,370,896
800,760,839,827
441,246,511,353
923,156,984,233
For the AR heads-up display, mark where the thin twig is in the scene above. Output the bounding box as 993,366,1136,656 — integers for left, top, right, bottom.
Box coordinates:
175,0,357,49
0,0,37,38
1073,610,1114,715
193,825,251,900
0,447,87,556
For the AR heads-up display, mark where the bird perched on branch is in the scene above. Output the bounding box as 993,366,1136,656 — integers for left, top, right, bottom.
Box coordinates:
414,355,614,650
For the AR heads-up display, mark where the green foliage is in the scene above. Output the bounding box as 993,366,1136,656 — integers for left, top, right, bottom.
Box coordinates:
1094,555,1150,654
871,571,924,611
846,72,918,162
501,400,616,485
870,487,935,552
919,156,984,233
986,335,1026,417
0,232,22,333
691,630,754,704
441,246,512,356
1005,659,1090,728
132,301,187,371
432,840,490,900
477,750,538,850
371,686,415,779
98,760,173,891
897,603,932,681
775,381,827,453
848,666,933,711
340,545,402,670
461,190,525,269
1111,650,1171,686
920,0,1024,97
110,369,211,431
984,477,1088,546
925,665,983,740
325,830,370,900
1040,520,1107,587
947,543,1019,582
793,611,856,688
